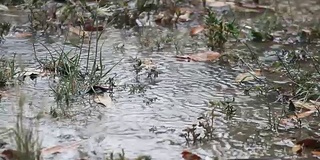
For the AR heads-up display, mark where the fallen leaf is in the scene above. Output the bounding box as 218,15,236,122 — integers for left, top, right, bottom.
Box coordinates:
176,51,220,62
86,85,112,95
312,150,320,156
181,151,201,160
14,32,32,38
292,139,320,155
310,100,320,107
292,144,302,153
68,26,89,37
281,110,316,125
83,25,104,32
235,69,262,82
1,149,19,160
190,25,205,36
41,141,81,155
293,100,318,111
93,94,112,107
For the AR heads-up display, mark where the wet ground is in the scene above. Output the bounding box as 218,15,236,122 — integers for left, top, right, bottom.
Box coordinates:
1,0,320,159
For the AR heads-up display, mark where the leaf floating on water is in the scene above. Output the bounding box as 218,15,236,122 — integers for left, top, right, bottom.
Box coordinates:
292,100,317,111
190,25,205,36
68,26,89,37
14,32,32,38
181,151,201,160
94,94,112,107
312,150,320,156
281,110,316,126
83,25,104,32
292,139,320,155
176,51,220,62
235,70,262,83
41,141,81,155
1,149,21,160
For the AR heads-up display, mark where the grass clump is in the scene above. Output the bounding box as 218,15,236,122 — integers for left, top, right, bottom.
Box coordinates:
0,93,42,160
11,94,42,160
0,55,18,87
204,9,239,51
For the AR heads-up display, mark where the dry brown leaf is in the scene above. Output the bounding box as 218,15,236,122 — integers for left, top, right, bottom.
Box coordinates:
41,141,81,155
176,51,220,62
310,100,320,107
14,32,32,38
0,142,81,160
1,149,20,160
190,25,205,36
69,26,89,37
292,139,320,155
235,69,262,82
83,25,104,32
206,1,234,8
292,144,302,153
293,100,318,111
181,151,201,160
93,94,112,107
281,110,316,125
312,150,320,156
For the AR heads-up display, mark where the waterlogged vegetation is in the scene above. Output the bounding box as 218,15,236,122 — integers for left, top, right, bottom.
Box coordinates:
1,0,320,159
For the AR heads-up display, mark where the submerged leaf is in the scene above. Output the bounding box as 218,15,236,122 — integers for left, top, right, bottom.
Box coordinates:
14,32,33,38
190,25,205,36
41,141,81,155
94,94,112,107
68,26,89,37
176,51,220,62
281,110,316,126
235,70,262,82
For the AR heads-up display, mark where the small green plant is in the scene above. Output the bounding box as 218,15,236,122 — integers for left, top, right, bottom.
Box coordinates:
105,149,152,160
33,27,120,117
204,9,239,51
180,108,215,145
0,93,42,160
209,97,236,120
12,94,42,160
0,55,18,87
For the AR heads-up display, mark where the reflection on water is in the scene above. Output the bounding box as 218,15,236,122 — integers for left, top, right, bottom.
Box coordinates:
0,1,320,159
